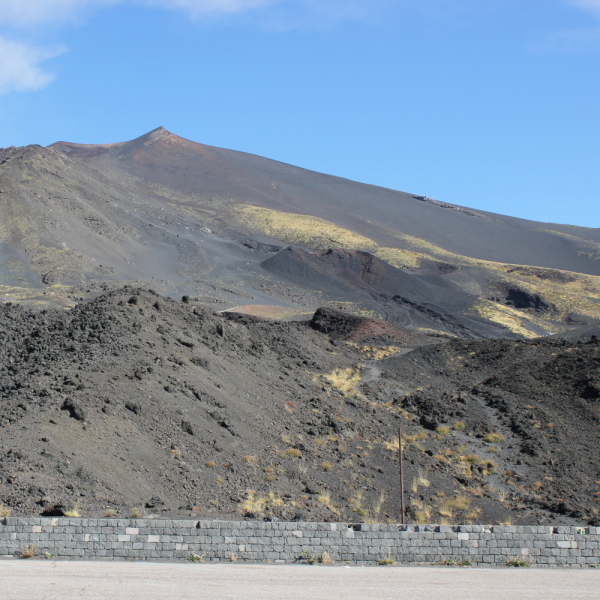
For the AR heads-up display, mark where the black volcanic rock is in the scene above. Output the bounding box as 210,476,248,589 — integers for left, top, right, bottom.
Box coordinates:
0,287,598,526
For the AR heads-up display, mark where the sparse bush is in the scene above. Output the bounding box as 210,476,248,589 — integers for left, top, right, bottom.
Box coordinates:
320,551,335,565
64,504,81,518
187,552,206,563
301,550,317,564
465,509,482,521
460,559,473,566
243,455,257,465
19,544,37,559
0,504,12,517
379,554,396,566
240,490,267,514
436,426,450,436
506,556,531,568
480,460,498,474
417,469,430,487
104,508,117,517
463,455,480,465
321,461,334,472
448,496,471,511
280,448,302,459
452,422,466,431
229,553,239,563
130,507,147,518
483,432,505,443
384,437,399,452
411,503,431,524
318,492,340,515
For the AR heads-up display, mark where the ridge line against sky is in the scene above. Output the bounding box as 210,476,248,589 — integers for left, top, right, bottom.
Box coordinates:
0,1,599,228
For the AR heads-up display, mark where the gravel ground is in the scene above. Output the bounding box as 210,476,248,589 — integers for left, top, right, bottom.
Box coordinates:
2,561,600,600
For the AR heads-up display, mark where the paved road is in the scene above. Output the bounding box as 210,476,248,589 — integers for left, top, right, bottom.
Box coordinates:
2,561,599,600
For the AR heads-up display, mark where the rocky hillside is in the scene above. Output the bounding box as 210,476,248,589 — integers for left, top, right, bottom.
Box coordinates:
0,289,598,526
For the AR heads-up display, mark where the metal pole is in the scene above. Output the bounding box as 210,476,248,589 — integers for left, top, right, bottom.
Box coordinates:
399,426,406,525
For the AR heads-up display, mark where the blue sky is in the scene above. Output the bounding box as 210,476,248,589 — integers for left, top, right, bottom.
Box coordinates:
0,1,598,227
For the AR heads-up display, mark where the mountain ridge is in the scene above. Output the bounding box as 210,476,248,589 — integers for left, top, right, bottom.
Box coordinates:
0,127,597,340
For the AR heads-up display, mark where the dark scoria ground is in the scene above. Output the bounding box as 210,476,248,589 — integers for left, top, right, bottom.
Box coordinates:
0,288,599,526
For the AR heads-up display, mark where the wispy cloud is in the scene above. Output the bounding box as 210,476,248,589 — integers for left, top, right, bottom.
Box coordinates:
570,0,600,13
0,0,380,28
529,0,600,53
0,0,276,27
0,36,63,93
0,0,383,94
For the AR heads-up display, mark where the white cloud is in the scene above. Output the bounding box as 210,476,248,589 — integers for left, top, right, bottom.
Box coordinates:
0,36,63,93
570,0,600,14
0,0,276,27
0,0,379,94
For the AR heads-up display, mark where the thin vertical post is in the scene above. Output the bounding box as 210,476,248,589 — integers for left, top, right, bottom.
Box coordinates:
399,426,406,525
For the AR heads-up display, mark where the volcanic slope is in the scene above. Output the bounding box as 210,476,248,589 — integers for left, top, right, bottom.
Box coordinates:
1,128,600,339
261,247,512,339
0,290,599,526
49,126,600,338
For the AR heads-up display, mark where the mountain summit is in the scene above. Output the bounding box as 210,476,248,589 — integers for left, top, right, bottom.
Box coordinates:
0,128,597,338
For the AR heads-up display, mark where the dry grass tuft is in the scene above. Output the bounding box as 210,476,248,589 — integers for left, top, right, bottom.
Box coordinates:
436,425,450,436
320,551,336,565
187,552,206,563
19,544,37,559
318,492,340,515
416,469,430,487
323,367,363,395
243,455,258,465
321,461,334,472
483,432,505,443
448,496,471,511
452,421,466,431
506,556,532,567
206,461,216,468
384,437,400,452
240,490,267,514
63,504,81,518
462,455,480,465
130,507,147,518
104,508,117,518
379,553,396,566
280,448,302,459
412,505,432,524
0,504,12,517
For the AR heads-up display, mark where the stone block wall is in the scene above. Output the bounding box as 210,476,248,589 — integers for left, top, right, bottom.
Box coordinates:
1,518,599,567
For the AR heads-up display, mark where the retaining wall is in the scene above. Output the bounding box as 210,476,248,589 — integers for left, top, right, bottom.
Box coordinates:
1,518,599,567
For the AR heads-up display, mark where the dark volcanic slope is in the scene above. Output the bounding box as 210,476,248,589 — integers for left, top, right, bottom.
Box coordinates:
0,289,599,526
52,128,600,274
262,247,512,338
0,127,598,340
